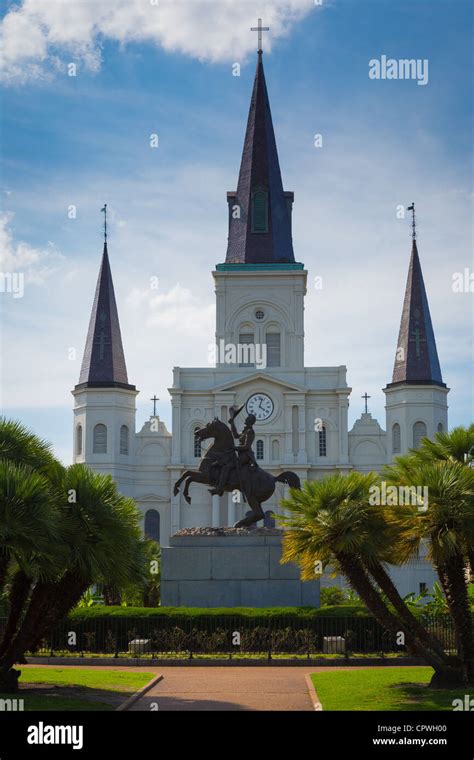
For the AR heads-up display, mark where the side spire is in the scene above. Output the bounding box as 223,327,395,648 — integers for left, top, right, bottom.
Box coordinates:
225,49,295,264
388,220,445,388
76,214,134,390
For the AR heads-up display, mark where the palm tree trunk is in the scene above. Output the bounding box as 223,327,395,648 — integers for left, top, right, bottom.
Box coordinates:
0,570,32,656
27,572,89,654
0,582,52,692
437,555,474,685
0,554,10,593
468,551,474,582
336,552,454,674
0,582,51,675
368,560,448,661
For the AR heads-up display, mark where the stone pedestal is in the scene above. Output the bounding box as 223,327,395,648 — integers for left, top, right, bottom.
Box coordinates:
161,528,320,608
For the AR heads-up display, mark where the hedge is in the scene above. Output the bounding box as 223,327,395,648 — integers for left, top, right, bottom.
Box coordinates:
68,604,371,624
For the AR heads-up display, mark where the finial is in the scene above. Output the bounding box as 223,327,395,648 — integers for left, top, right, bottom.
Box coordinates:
251,18,269,54
101,204,108,244
407,202,416,241
150,394,159,416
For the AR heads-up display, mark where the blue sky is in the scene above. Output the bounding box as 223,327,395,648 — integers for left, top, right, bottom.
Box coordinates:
0,0,472,464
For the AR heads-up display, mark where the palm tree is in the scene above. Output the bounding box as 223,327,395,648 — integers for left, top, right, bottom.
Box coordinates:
404,424,474,466
0,460,62,594
396,424,474,578
383,457,474,685
280,472,455,681
0,418,147,692
0,465,146,688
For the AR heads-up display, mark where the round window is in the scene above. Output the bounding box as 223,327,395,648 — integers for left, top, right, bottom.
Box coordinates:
255,309,265,320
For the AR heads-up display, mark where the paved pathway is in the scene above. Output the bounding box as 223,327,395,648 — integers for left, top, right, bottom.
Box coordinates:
129,666,317,711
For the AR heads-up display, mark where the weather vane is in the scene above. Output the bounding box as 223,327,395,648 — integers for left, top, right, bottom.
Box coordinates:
407,202,416,241
101,204,107,242
251,18,269,54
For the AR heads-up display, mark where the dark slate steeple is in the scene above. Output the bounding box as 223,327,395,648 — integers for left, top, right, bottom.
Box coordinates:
388,239,445,388
225,51,295,264
76,242,135,390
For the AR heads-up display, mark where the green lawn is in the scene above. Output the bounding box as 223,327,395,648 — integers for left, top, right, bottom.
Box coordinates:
311,667,469,711
0,667,155,711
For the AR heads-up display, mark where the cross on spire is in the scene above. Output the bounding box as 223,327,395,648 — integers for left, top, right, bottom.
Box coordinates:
101,204,108,243
251,18,269,54
150,395,159,416
362,392,371,414
407,202,416,241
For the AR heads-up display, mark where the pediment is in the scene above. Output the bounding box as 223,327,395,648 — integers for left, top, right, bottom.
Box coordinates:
212,372,307,394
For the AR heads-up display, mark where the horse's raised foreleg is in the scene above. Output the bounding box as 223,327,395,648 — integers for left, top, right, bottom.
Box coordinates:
173,470,195,496
182,471,212,504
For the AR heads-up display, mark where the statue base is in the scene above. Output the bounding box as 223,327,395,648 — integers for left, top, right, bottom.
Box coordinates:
161,528,320,608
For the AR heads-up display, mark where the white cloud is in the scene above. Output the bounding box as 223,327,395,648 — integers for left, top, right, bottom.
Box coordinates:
0,0,316,84
0,212,64,283
127,282,215,334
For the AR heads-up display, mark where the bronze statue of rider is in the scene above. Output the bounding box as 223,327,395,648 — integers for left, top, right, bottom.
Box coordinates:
209,405,257,498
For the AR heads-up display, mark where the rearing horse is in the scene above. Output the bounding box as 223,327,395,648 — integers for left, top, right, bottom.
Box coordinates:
173,418,301,528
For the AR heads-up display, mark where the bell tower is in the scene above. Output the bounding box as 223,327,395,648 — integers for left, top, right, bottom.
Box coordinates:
384,206,448,458
72,213,138,481
213,49,306,373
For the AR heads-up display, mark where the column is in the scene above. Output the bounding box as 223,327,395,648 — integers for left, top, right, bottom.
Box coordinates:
212,494,220,527
170,476,181,535
338,396,349,463
227,492,236,527
171,395,182,464
298,403,307,463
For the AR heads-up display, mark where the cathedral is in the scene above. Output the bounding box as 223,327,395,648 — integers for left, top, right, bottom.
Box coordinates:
72,51,448,596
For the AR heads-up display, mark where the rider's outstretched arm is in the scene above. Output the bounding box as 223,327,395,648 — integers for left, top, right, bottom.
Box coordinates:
229,419,240,440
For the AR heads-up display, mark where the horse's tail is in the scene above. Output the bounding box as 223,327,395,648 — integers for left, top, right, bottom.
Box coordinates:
274,471,301,490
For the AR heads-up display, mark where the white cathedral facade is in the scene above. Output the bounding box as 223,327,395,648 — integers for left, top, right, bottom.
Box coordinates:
72,52,448,598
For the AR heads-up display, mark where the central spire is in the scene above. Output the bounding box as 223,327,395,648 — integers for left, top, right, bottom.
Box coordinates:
224,52,295,264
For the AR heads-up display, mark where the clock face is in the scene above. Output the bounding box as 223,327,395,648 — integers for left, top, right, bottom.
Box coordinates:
246,393,274,421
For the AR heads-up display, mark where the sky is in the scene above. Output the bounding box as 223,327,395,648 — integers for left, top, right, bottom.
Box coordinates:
0,0,472,464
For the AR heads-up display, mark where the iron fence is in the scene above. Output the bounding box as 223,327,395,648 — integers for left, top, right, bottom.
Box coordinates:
0,613,464,659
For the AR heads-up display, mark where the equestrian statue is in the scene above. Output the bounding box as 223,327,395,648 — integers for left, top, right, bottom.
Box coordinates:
173,405,301,528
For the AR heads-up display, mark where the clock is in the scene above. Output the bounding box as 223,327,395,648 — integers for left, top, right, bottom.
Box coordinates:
246,393,274,421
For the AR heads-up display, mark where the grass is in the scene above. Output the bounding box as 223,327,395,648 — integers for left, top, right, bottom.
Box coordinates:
311,667,469,711
0,667,155,711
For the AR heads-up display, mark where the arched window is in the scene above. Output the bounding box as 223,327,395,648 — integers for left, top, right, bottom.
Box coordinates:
437,423,444,433
271,439,280,461
392,423,401,454
251,188,268,233
413,421,427,449
266,333,281,367
318,426,327,457
239,333,255,367
263,510,276,528
93,424,107,454
76,424,83,456
120,425,129,455
194,427,202,458
256,439,264,460
144,509,160,543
